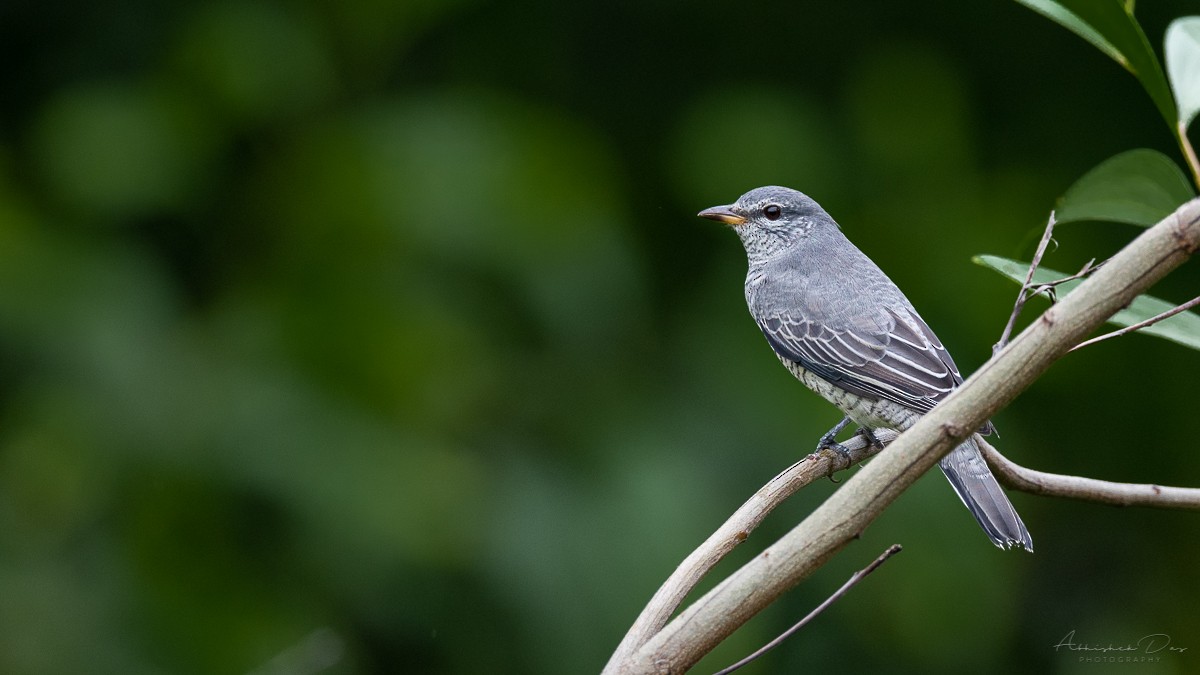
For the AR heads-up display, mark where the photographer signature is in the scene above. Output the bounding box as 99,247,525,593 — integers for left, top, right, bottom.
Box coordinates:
1054,630,1188,654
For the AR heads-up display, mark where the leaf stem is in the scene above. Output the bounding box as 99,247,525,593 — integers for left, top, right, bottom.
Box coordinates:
1178,121,1200,193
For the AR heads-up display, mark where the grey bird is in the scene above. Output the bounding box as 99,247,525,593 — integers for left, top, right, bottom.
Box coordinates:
700,185,1032,551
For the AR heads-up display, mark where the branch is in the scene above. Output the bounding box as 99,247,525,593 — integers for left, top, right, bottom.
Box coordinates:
978,437,1200,508
1068,294,1200,352
712,544,903,675
606,197,1200,675
609,427,1200,674
603,429,898,671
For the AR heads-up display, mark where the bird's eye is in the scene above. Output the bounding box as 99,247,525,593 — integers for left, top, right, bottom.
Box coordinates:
763,204,782,220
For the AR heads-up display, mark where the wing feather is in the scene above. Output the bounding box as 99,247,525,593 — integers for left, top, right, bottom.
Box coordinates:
757,307,966,416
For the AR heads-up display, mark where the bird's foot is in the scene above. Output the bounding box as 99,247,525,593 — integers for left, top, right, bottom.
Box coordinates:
816,434,853,461
816,416,854,471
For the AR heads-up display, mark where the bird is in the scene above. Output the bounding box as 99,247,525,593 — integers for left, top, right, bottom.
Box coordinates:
699,185,1032,551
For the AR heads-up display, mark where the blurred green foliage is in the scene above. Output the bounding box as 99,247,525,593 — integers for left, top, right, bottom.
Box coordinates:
0,1,1198,674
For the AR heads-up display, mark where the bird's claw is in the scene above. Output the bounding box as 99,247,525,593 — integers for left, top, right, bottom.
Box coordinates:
815,415,855,477
816,433,853,464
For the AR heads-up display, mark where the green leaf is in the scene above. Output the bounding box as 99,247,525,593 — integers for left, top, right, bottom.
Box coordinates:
1166,17,1200,130
1014,0,1177,127
1015,0,1126,65
973,254,1200,350
1055,149,1195,226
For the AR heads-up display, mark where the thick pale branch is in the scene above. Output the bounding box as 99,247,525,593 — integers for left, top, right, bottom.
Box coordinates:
979,437,1200,508
609,198,1200,675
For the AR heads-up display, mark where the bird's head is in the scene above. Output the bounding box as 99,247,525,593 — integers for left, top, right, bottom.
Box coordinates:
698,185,835,264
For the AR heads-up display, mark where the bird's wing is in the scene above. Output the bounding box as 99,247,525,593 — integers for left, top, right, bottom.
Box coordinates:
757,306,964,415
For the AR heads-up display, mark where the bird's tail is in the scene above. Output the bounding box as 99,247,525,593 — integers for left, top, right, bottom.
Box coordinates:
938,435,1033,551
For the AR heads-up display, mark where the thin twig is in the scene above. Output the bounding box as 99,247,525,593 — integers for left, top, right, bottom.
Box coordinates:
713,545,903,675
1069,295,1200,352
978,436,1200,508
995,211,1057,353
994,212,1107,353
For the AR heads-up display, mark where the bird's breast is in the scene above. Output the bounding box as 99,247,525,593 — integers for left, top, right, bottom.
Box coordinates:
777,354,920,431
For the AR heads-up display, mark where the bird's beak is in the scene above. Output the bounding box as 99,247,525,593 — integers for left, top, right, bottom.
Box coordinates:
697,204,747,226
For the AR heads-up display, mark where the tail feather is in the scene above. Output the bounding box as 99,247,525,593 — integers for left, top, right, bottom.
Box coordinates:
939,436,1033,551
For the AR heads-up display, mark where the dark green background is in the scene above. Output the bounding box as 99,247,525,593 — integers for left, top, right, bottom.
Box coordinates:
1,0,1197,673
